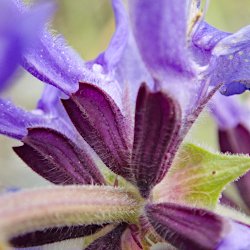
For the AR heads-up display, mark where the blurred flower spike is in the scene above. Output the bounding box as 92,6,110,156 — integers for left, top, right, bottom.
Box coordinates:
0,0,54,92
1,0,250,249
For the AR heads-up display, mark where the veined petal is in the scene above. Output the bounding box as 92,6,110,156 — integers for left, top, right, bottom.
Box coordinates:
62,82,132,180
11,225,103,248
92,0,128,73
128,0,195,80
85,223,127,250
13,127,105,185
146,202,250,250
0,0,54,92
209,25,250,95
131,84,181,198
0,185,139,248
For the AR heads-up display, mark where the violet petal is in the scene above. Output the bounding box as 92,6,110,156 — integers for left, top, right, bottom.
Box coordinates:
92,0,128,73
11,225,103,248
85,224,127,250
145,203,225,250
62,82,132,179
131,84,181,197
21,33,87,95
128,0,195,80
14,127,104,185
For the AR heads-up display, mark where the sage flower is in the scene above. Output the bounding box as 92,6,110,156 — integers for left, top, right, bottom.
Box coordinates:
0,0,53,92
1,1,250,250
192,2,250,96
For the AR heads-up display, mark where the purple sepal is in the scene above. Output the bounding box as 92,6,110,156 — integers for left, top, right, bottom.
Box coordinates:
146,203,225,250
11,225,103,248
62,82,132,180
85,223,127,250
14,127,104,185
131,84,181,197
219,124,250,209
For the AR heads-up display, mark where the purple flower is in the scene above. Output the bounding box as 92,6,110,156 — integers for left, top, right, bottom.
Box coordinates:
192,7,250,96
1,0,250,249
0,0,54,92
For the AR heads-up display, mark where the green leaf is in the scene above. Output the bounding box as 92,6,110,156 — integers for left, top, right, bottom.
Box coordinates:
153,143,250,209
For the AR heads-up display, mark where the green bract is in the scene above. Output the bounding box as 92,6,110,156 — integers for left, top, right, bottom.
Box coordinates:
154,143,250,209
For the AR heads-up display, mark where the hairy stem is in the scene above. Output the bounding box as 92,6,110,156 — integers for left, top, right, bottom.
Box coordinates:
0,185,140,248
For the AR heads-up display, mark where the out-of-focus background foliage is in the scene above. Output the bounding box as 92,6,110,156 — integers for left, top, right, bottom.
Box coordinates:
0,0,250,189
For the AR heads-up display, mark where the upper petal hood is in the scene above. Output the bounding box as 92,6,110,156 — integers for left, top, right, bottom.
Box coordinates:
128,0,195,80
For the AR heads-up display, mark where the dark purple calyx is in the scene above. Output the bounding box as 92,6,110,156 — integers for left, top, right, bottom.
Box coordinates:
62,82,132,180
145,203,226,250
85,223,127,250
219,124,250,209
11,225,103,248
14,127,105,185
219,124,250,154
131,84,181,197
